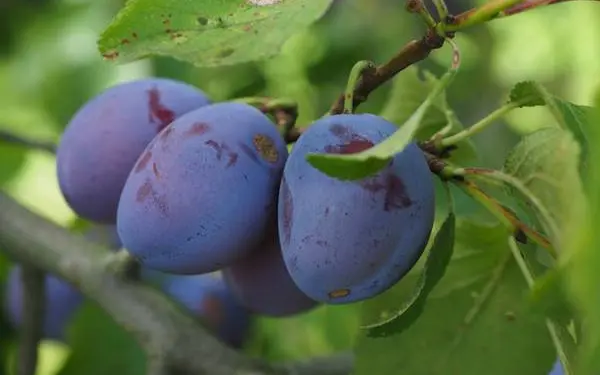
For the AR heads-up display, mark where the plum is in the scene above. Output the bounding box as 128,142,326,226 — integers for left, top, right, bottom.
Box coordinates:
278,114,435,304
223,232,318,317
57,78,211,223
117,102,288,274
163,273,251,348
4,266,83,341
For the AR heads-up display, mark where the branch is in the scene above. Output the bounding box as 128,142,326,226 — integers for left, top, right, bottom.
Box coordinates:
328,30,446,115
0,191,352,375
0,129,56,154
16,265,45,375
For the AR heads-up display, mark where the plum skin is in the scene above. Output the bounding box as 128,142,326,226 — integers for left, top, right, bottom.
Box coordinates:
117,102,288,275
4,266,84,341
163,273,252,348
278,114,435,304
57,78,211,223
223,233,318,317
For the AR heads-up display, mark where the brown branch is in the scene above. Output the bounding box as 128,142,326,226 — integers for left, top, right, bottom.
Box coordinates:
328,30,446,115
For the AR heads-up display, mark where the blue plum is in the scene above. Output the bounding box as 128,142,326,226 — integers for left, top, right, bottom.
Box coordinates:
163,273,252,348
548,360,563,375
57,78,211,223
278,114,435,304
117,102,288,274
4,266,84,341
223,232,318,317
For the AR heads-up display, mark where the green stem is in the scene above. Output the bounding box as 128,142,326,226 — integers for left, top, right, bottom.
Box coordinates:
342,61,376,114
451,178,555,254
440,102,520,147
234,97,297,113
432,0,449,21
508,238,573,375
444,0,523,31
457,168,560,248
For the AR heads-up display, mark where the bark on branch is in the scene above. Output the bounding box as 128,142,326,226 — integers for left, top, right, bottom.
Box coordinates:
0,191,353,375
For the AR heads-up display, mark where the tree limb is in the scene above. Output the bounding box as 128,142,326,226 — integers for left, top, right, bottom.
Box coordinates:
16,265,44,375
0,191,352,375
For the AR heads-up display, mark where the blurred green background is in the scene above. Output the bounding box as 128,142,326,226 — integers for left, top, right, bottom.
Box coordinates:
0,0,598,374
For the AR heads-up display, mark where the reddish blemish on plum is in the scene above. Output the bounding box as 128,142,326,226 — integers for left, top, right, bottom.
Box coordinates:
325,124,374,155
325,139,374,154
135,179,169,215
184,122,211,138
201,293,224,329
136,180,153,202
281,177,293,245
135,151,152,173
147,87,175,131
361,174,412,212
152,162,160,178
121,38,130,45
205,140,238,168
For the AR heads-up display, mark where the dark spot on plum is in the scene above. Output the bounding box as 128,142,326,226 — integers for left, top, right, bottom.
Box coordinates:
136,180,153,202
373,239,381,247
197,16,208,25
121,38,130,45
239,142,259,164
152,162,160,178
184,122,211,138
132,32,138,39
281,177,293,245
200,293,224,330
253,134,279,163
324,207,330,216
218,48,235,58
243,24,252,32
205,140,238,168
162,18,171,25
360,174,412,212
328,289,350,299
135,151,152,173
206,140,224,160
329,124,349,138
147,87,175,131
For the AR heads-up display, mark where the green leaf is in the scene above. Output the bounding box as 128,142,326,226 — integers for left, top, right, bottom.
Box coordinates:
306,63,459,181
508,81,595,168
361,213,455,332
379,67,477,164
58,302,146,375
503,127,584,240
353,219,555,375
98,0,334,68
564,90,600,375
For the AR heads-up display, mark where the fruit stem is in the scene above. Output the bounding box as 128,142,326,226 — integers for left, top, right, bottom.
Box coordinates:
439,101,520,148
432,0,450,21
451,178,556,255
341,61,377,115
456,167,560,249
0,129,57,154
405,0,438,28
104,250,142,280
443,0,528,31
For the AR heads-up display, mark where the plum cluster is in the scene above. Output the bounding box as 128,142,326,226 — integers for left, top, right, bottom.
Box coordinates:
5,77,436,347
